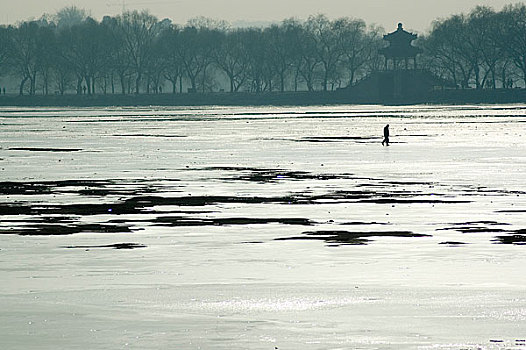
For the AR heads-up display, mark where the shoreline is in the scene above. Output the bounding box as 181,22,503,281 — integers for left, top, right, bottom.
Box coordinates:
0,89,525,107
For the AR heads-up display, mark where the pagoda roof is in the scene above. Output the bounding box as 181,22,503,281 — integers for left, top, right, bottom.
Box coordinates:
380,23,422,58
383,23,418,42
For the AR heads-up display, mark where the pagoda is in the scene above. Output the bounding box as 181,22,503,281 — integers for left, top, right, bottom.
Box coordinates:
380,23,422,70
342,23,455,102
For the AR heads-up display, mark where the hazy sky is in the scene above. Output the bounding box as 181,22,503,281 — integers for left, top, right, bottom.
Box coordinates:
0,0,523,33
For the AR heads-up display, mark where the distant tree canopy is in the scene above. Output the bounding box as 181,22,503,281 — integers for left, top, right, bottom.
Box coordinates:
0,4,525,95
422,4,526,89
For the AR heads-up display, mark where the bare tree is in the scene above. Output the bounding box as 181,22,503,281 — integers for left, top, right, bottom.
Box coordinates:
213,28,251,92
177,23,218,92
58,18,112,95
425,16,476,88
0,26,10,82
286,19,319,92
116,10,160,94
9,21,42,95
54,6,89,29
362,25,385,75
305,15,343,91
498,4,526,87
102,16,131,94
264,23,297,92
36,24,57,95
158,25,184,93
468,6,501,89
335,18,370,86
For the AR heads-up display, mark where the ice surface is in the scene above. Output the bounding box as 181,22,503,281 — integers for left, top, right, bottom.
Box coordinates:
1,104,526,349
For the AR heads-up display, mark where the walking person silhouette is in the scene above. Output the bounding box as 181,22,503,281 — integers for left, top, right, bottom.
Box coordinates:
382,124,390,146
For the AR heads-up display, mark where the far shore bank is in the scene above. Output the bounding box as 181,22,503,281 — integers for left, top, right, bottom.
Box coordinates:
0,89,525,107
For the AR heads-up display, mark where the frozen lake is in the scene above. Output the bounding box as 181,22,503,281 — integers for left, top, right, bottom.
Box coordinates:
1,104,526,349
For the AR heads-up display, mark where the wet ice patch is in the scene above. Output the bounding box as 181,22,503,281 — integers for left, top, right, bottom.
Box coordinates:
275,230,430,246
8,147,83,152
62,243,146,250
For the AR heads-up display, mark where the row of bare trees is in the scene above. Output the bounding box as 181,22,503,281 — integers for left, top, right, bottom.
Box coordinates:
0,4,526,95
0,8,383,95
422,4,526,89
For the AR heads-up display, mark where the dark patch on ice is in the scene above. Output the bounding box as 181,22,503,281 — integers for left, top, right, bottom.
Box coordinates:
0,179,181,196
197,166,359,183
492,230,526,245
0,173,501,238
438,221,512,234
2,216,78,224
275,230,430,246
0,179,472,220
0,223,135,236
147,216,315,227
339,221,390,225
460,220,510,225
493,235,526,245
496,209,526,213
439,241,468,246
380,180,435,186
436,223,526,245
9,147,83,152
297,136,378,143
112,134,186,138
0,182,55,195
440,226,508,234
461,185,526,196
293,136,409,144
62,242,146,250
359,198,470,204
0,194,299,216
109,216,315,227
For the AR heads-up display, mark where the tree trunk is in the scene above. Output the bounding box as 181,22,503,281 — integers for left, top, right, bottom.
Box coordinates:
294,71,299,92
30,76,36,95
85,76,91,95
135,73,141,94
201,67,207,93
19,76,28,96
77,77,83,95
307,80,313,92
491,69,496,89
474,66,481,89
189,75,197,91
349,66,357,87
323,68,328,92
229,73,234,92
44,75,49,95
120,73,126,94
179,74,183,93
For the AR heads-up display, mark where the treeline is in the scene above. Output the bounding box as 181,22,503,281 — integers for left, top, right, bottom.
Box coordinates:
0,5,525,96
423,5,526,89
